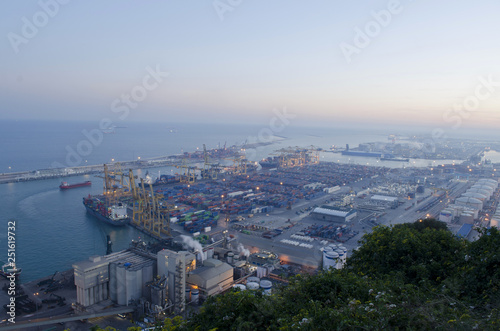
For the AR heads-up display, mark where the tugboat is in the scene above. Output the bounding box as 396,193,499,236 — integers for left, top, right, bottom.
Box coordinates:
59,181,92,190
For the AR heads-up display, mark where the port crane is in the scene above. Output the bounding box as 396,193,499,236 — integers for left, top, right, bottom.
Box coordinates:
129,170,176,238
272,146,321,168
176,159,197,184
202,144,222,180
95,163,132,205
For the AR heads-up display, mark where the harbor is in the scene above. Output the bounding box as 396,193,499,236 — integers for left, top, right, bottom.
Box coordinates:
2,139,500,329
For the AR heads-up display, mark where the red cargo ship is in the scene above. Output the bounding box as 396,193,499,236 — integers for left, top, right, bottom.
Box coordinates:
59,181,92,190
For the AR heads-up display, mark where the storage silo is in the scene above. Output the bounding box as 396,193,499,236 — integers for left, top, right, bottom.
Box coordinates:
323,250,339,270
248,276,261,284
185,288,191,302
116,264,127,305
460,212,474,224
247,282,260,290
462,192,487,202
456,197,483,210
475,185,494,196
439,211,453,223
109,262,117,302
191,288,200,305
233,284,247,291
227,252,234,264
477,179,498,189
260,280,272,295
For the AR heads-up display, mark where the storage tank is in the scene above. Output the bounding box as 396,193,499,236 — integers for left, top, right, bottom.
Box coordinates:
246,282,260,290
227,252,234,264
460,212,474,224
206,248,214,259
477,179,498,189
456,197,483,210
439,211,453,223
467,188,492,199
328,244,338,250
260,280,272,295
247,276,261,284
185,288,191,301
462,192,487,201
233,284,247,291
191,288,199,305
323,250,339,270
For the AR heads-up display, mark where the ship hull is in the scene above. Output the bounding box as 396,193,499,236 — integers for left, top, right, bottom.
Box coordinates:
83,199,129,226
60,181,92,190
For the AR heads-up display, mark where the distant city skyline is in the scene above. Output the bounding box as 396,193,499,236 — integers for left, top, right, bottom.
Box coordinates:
2,1,500,129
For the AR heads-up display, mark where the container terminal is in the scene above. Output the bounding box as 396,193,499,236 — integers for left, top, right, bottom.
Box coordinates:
2,142,500,330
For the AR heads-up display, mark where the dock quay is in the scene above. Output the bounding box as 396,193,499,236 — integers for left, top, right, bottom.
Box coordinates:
0,157,182,185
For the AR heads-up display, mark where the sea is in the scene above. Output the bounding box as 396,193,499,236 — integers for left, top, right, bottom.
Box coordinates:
0,119,487,283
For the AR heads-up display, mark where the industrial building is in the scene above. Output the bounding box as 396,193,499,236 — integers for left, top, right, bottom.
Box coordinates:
186,258,233,296
73,249,156,308
312,206,357,223
157,249,196,313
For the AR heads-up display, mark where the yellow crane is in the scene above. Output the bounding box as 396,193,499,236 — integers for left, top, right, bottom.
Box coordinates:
176,159,197,184
130,174,175,238
95,163,132,205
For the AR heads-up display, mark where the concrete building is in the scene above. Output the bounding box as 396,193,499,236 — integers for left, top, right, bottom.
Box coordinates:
312,206,357,223
157,249,196,313
73,249,156,308
186,259,233,296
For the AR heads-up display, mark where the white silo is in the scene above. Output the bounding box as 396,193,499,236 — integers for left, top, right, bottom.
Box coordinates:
247,282,260,290
467,187,492,198
439,210,453,223
191,288,199,305
259,280,273,295
462,192,487,202
323,250,339,270
185,288,191,302
456,197,483,210
233,284,247,291
460,212,474,224
247,276,261,284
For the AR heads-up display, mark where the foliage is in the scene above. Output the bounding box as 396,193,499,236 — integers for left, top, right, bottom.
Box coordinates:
346,220,467,285
99,221,500,330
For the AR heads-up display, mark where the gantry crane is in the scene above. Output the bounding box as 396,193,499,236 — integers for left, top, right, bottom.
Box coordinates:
129,169,175,238
202,144,221,180
272,146,321,168
95,163,132,205
176,159,197,184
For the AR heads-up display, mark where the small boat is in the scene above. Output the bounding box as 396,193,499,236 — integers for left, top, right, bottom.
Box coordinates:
59,181,92,190
0,262,22,278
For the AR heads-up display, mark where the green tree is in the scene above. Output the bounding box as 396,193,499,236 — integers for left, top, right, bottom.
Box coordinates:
346,221,467,285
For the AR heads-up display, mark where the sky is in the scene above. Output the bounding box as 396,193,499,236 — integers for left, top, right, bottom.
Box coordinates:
1,0,500,129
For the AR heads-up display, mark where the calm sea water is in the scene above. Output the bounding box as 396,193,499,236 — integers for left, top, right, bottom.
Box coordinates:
0,120,460,282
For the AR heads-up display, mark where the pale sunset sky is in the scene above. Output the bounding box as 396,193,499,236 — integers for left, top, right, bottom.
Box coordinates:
1,0,500,129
